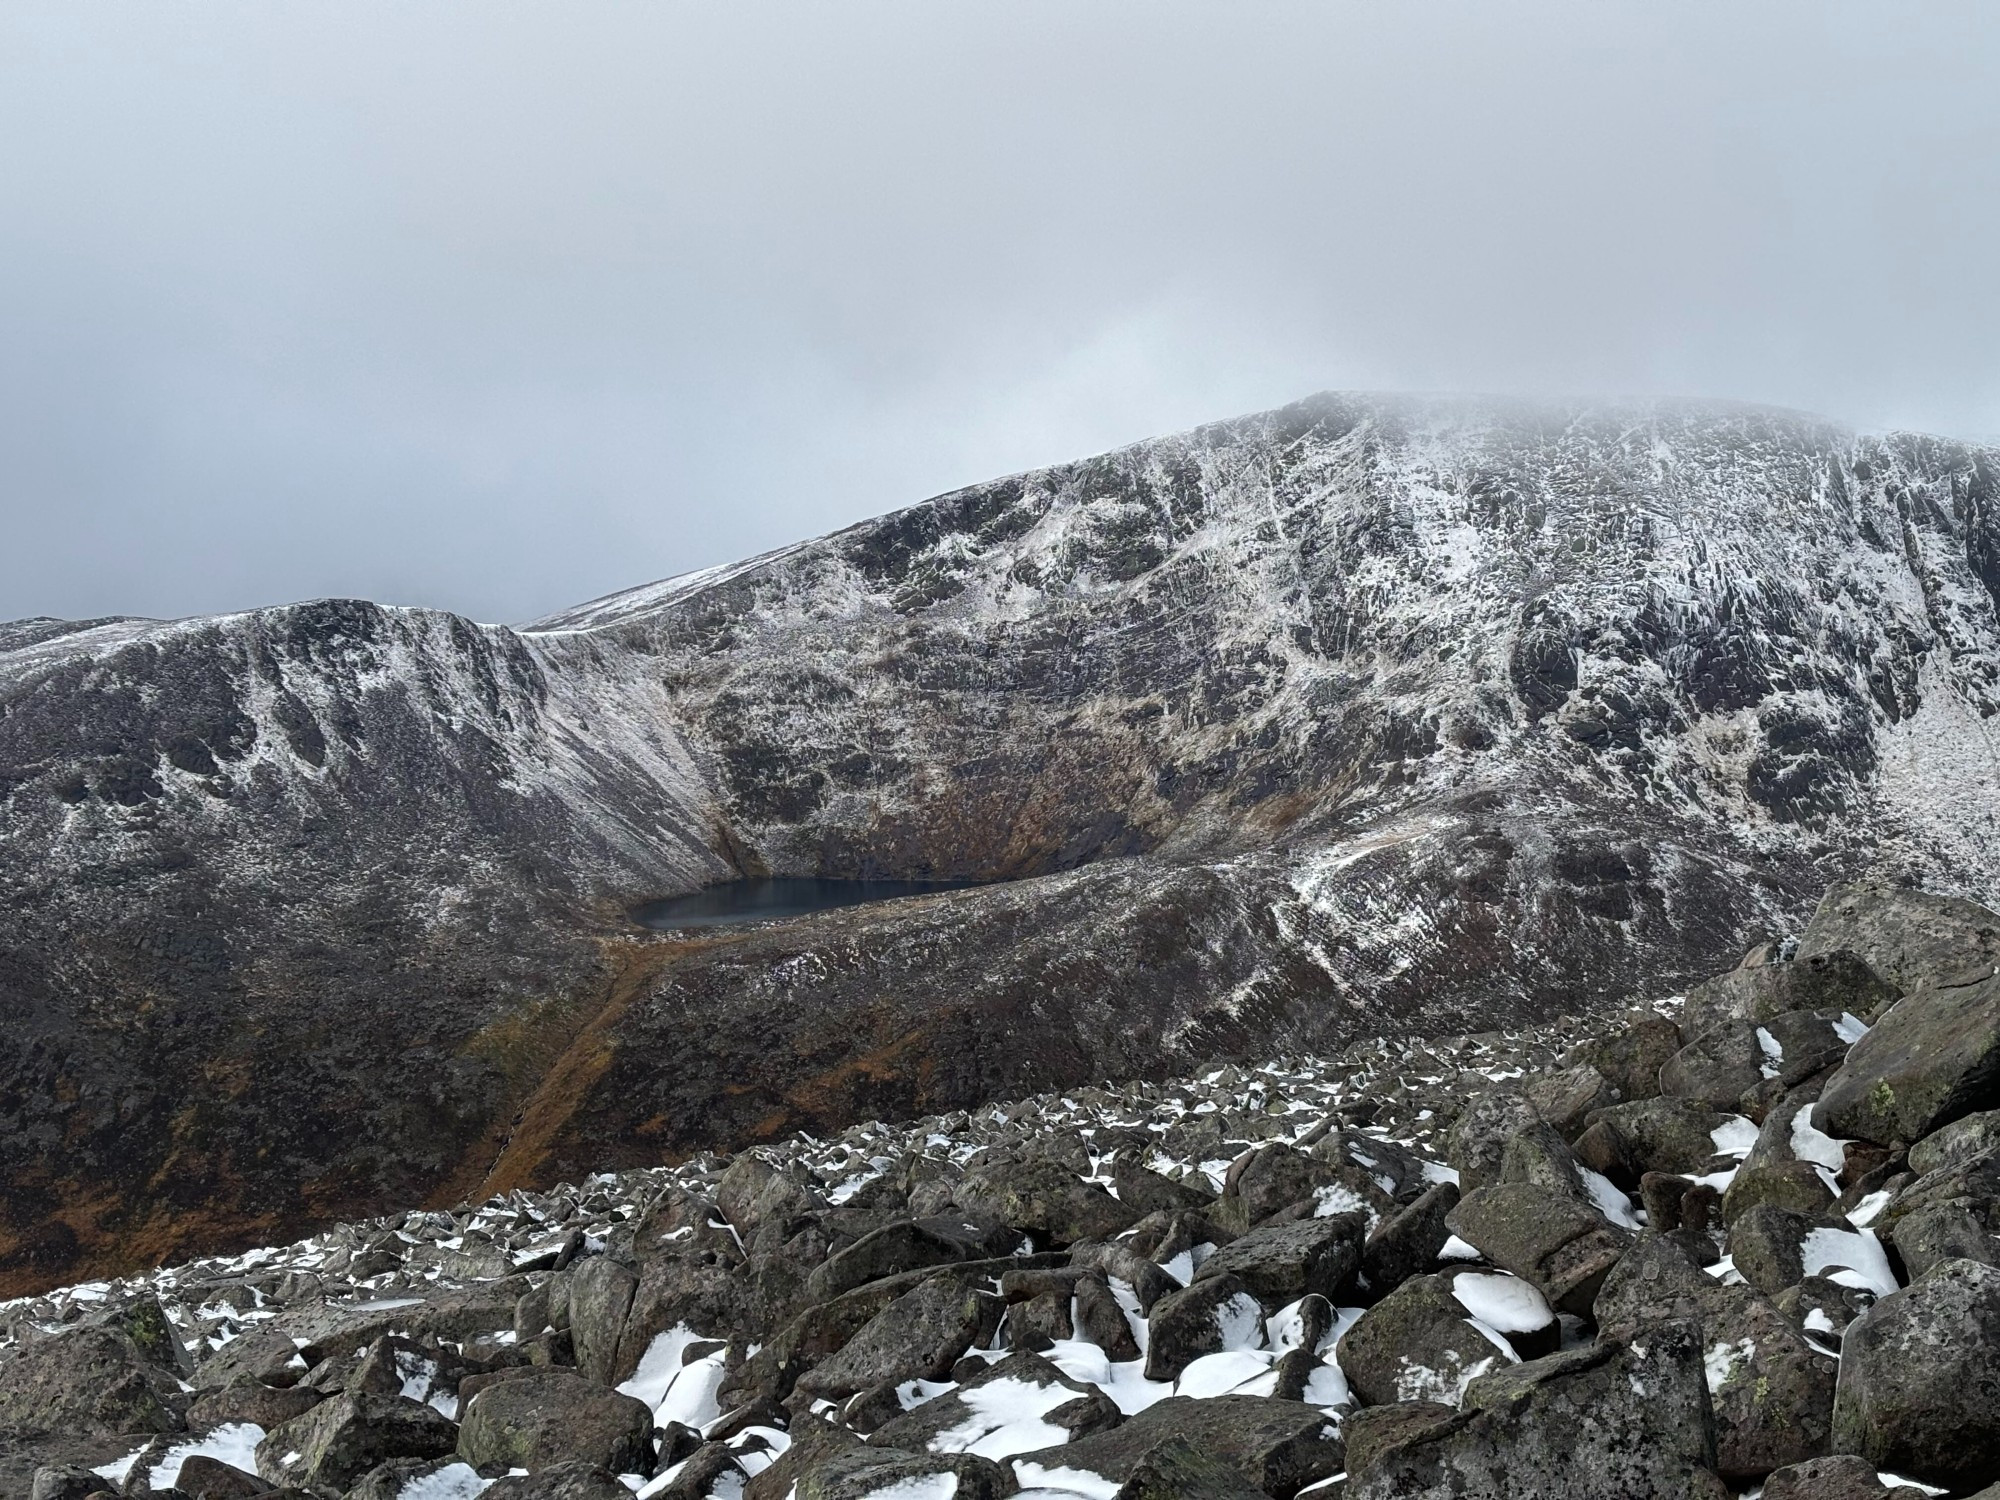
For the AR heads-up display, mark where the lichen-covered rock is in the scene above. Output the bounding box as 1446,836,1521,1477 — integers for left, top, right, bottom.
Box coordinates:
793,1448,1012,1500
482,1461,639,1500
255,1393,457,1494
0,1327,184,1440
1446,1089,1541,1193
1335,1275,1515,1407
793,1275,1001,1399
454,1371,654,1476
1143,1274,1266,1383
1831,1257,2000,1492
1111,1435,1272,1499
1797,885,2000,994
1362,1183,1461,1292
1759,1454,1934,1500
1521,1066,1619,1140
952,1159,1143,1247
1575,1096,1730,1179
1661,1021,1771,1113
804,1217,1018,1305
1013,1396,1344,1497
1908,1107,2000,1176
1890,1200,2000,1280
1814,974,2000,1146
1190,1214,1365,1311
1444,1183,1629,1316
867,1350,1119,1455
1214,1146,1359,1233
1726,1204,1832,1297
1682,949,1900,1042
1594,1234,1837,1481
1721,1161,1836,1227
1345,1321,1724,1499
172,1454,275,1500
1561,1017,1684,1106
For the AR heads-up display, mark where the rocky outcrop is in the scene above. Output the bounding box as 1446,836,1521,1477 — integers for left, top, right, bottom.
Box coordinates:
6,395,2000,1295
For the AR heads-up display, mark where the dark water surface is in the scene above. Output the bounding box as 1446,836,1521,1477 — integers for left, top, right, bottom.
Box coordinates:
633,876,982,931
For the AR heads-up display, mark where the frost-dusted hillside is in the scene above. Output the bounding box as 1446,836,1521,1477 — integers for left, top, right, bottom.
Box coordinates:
4,393,1997,1295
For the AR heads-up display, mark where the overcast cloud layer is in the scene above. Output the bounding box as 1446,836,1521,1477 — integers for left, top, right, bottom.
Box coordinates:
3,3,1997,625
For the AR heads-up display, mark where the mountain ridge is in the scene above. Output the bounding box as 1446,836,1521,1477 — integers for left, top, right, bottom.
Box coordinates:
3,390,1997,1295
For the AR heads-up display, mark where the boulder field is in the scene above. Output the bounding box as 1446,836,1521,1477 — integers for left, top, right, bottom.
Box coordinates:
5,881,1999,1499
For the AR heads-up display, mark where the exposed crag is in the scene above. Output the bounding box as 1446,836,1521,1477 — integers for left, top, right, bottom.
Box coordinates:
4,394,1998,1293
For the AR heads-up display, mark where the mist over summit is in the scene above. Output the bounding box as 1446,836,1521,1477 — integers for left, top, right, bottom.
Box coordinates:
3,391,1997,1297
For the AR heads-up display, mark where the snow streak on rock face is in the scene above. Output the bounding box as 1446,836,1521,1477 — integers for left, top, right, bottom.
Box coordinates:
2,393,1996,1295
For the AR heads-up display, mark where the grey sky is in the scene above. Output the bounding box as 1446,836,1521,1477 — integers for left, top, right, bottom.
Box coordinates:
3,2,1997,626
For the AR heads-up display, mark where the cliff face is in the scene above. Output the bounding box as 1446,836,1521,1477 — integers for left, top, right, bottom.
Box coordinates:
5,393,1997,1293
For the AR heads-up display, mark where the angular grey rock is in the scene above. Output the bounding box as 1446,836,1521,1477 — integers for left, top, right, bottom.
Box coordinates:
1576,1096,1730,1178
642,1444,750,1500
1891,1200,2000,1280
1362,1182,1461,1292
1908,1107,2000,1176
1215,1145,1358,1233
1797,884,2000,994
1814,973,2000,1146
1831,1256,2000,1491
254,1393,457,1494
189,1329,306,1395
1521,1066,1618,1140
1346,1321,1723,1499
482,1461,640,1500
1726,1203,1828,1296
0,1327,185,1440
1760,1454,1934,1500
804,1216,1017,1304
867,1350,1119,1453
1143,1273,1265,1383
28,1465,105,1500
793,1275,1001,1399
791,1447,1010,1500
455,1370,654,1476
1443,1182,1630,1316
1069,1240,1180,1314
1073,1273,1142,1362
566,1256,640,1387
1682,949,1900,1042
612,1247,758,1388
1445,1089,1540,1194
169,1455,266,1500
1000,1287,1073,1352
1334,1274,1515,1407
952,1158,1142,1246
1495,1121,1601,1210
1560,1016,1683,1105
1660,1020,1769,1113
343,1457,470,1500
1721,1160,1836,1227
1110,1435,1272,1499
1014,1396,1343,1497
1878,1143,2000,1231
1111,1160,1216,1218
1593,1233,1837,1481
1190,1214,1365,1311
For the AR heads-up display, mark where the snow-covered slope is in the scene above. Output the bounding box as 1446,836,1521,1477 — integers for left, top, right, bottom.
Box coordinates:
3,393,1996,1296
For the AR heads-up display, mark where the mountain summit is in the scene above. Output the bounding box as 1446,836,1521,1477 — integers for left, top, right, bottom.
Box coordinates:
4,392,1997,1294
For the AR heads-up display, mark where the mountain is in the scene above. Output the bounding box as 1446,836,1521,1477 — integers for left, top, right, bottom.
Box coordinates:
4,392,1997,1295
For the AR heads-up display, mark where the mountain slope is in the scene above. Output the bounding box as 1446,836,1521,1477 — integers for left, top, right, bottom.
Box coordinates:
4,392,1997,1294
